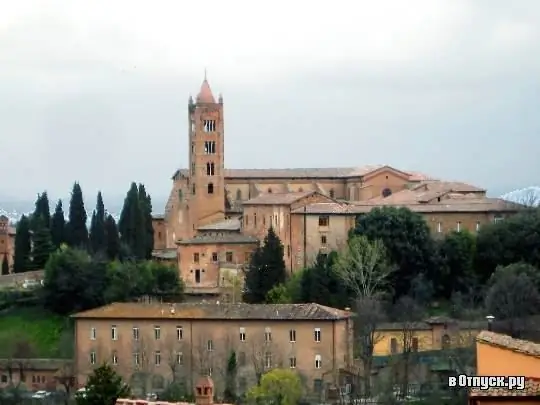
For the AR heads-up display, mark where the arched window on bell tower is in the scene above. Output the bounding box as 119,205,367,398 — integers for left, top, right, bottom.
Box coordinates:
206,162,215,176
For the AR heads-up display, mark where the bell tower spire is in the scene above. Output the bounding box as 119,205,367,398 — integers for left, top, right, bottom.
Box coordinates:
187,75,225,234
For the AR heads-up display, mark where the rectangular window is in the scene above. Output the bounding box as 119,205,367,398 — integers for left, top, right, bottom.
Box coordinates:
476,221,481,231
203,120,216,132
315,354,322,369
437,222,442,233
111,325,117,340
494,215,503,223
313,379,323,393
456,221,461,232
112,351,118,365
133,352,140,366
318,215,329,227
226,251,233,263
320,235,327,245
289,329,296,343
154,326,161,340
132,327,139,340
289,357,297,368
207,340,214,351
264,352,272,369
90,327,96,340
314,328,321,342
177,326,183,341
191,163,195,175
90,351,96,365
212,252,218,262
390,338,398,354
176,352,183,365
265,327,272,342
154,351,161,366
204,141,216,154
239,327,246,342
193,253,200,263
238,351,246,366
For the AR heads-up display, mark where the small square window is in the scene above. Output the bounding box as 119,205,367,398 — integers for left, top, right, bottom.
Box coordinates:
226,252,233,263
193,253,200,263
320,235,327,245
212,252,218,262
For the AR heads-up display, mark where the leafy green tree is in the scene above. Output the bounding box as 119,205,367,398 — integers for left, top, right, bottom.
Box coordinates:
246,368,302,405
243,227,287,304
89,192,107,254
1,255,9,275
437,230,477,298
300,252,349,308
43,247,106,315
66,182,88,249
223,351,237,402
31,192,51,231
32,217,54,269
104,214,120,260
13,215,32,273
476,209,540,283
353,207,437,299
485,262,540,338
76,363,129,405
51,199,66,249
119,183,146,259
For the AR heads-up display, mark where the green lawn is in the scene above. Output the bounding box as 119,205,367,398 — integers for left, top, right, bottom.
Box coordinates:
0,307,73,358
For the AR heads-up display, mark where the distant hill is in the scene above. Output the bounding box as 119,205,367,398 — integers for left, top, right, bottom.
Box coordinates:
500,186,540,207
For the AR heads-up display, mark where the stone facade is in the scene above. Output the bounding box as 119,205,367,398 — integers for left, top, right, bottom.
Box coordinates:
0,215,15,272
151,77,524,290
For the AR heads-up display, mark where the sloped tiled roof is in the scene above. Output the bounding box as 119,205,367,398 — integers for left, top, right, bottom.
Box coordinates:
469,378,540,397
477,331,540,358
196,79,216,104
197,218,241,231
72,302,353,320
177,232,258,245
243,191,316,205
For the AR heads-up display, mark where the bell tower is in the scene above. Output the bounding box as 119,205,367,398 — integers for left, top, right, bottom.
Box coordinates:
187,75,226,234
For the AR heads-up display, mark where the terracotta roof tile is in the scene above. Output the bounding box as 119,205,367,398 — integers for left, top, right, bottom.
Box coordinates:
177,232,258,245
71,302,353,320
243,191,316,205
196,79,216,104
476,331,540,357
469,378,540,397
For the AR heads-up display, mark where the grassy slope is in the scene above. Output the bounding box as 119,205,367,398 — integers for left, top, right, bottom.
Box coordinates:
0,307,73,358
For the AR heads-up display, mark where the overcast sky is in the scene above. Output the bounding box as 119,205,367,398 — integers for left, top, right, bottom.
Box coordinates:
1,0,539,208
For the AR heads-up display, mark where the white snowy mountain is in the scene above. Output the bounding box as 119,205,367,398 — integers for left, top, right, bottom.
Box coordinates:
500,186,540,206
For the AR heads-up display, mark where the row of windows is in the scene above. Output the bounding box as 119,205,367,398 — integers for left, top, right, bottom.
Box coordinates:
189,183,215,195
389,334,452,354
91,326,323,343
0,375,46,384
190,120,218,133
190,162,217,176
89,349,323,370
436,216,503,233
193,251,239,264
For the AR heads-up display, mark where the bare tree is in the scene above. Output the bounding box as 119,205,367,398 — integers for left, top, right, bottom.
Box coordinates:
517,188,540,208
354,296,386,400
247,330,283,385
333,235,394,298
163,334,190,384
129,334,155,396
55,362,76,405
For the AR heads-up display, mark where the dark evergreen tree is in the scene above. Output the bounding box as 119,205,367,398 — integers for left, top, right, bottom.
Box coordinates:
89,191,107,254
75,364,129,405
51,199,66,249
31,192,51,231
104,214,120,260
243,227,287,303
223,351,237,402
13,215,32,273
119,182,146,260
138,184,154,259
1,255,9,275
32,217,54,269
66,182,88,249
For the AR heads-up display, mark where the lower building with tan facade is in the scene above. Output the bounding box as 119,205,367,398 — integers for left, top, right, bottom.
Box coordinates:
72,302,354,397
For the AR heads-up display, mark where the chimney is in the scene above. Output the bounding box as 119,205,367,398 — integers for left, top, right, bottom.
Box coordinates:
194,376,214,405
486,315,495,331
170,304,176,315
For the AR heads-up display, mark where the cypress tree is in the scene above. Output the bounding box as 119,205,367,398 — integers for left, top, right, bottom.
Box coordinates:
31,192,51,231
105,214,120,260
32,217,54,269
243,227,287,303
119,182,145,259
13,215,32,273
89,191,107,254
138,184,154,259
1,255,9,275
66,182,88,248
51,199,66,249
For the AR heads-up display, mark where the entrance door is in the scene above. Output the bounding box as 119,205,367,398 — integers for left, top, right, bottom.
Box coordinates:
195,269,201,283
